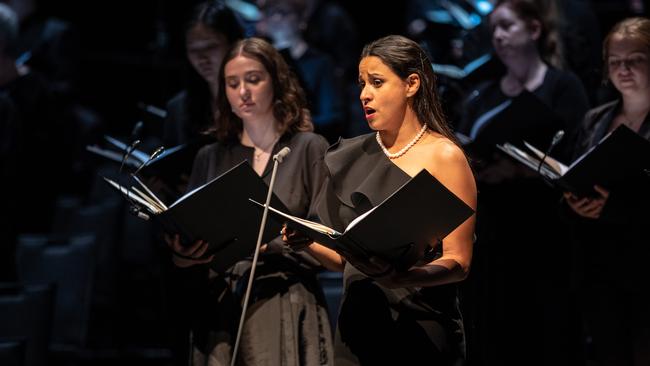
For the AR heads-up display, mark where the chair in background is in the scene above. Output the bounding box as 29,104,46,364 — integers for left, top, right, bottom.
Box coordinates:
0,283,55,366
15,234,96,351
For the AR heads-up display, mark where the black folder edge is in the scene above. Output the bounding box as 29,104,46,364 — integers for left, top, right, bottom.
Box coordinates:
497,125,650,196
106,161,289,271
253,169,475,269
561,125,650,195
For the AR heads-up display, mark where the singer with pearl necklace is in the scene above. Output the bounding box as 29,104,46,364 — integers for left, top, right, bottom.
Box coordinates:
283,35,477,365
166,37,334,365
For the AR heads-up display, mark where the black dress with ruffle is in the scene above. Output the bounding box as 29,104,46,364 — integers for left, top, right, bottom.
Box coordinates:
317,133,466,366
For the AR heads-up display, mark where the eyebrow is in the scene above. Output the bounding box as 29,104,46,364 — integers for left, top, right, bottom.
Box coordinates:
225,70,265,78
609,50,648,57
359,72,385,78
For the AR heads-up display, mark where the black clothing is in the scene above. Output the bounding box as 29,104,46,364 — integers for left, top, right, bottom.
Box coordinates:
567,99,650,366
294,47,345,143
457,68,590,365
163,91,215,148
458,67,590,163
180,131,334,365
317,133,466,365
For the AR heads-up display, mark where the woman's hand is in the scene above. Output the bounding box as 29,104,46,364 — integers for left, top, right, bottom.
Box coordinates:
338,247,396,280
280,224,313,251
165,234,214,268
564,185,610,219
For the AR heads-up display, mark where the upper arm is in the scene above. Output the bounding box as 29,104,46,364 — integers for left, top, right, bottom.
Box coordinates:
427,142,477,270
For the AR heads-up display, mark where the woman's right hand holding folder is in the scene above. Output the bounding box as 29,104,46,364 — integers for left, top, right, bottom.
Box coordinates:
564,185,610,219
281,224,399,278
280,225,314,251
165,234,214,268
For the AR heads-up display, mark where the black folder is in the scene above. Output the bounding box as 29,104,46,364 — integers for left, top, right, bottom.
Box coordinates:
253,169,475,271
460,91,562,159
105,161,288,271
497,125,650,196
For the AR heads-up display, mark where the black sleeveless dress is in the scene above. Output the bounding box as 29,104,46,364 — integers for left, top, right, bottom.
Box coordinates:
317,133,466,366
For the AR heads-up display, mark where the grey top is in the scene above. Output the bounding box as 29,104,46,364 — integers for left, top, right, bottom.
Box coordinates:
183,130,335,365
187,130,330,270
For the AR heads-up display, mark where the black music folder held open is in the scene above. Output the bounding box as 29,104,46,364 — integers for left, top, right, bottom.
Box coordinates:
104,161,287,271
253,169,475,270
457,90,563,159
497,125,650,196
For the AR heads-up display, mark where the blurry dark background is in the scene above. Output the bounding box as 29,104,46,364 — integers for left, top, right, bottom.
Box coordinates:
1,1,648,365
34,0,648,137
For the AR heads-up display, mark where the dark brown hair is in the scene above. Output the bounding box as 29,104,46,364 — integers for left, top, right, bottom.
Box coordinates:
215,37,313,142
602,17,650,78
494,0,565,69
360,35,458,145
182,1,244,140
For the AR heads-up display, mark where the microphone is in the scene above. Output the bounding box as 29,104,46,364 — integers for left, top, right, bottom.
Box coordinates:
129,206,150,220
119,139,141,174
115,139,153,221
230,146,291,366
273,146,291,163
536,130,564,175
132,146,165,176
119,120,145,174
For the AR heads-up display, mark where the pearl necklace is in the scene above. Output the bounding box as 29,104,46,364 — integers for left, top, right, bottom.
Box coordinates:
376,124,428,159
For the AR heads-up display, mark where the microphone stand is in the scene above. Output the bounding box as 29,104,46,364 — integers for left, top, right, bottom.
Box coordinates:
536,130,565,176
118,144,165,221
230,147,291,366
119,139,141,175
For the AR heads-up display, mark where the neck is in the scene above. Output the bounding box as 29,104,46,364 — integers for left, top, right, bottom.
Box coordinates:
208,81,219,102
504,53,546,88
240,116,280,148
378,107,423,150
621,92,650,122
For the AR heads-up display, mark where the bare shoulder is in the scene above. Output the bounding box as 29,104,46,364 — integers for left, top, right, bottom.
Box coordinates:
421,134,470,174
423,133,476,207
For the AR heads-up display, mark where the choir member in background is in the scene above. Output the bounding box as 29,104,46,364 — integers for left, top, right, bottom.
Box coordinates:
564,17,650,366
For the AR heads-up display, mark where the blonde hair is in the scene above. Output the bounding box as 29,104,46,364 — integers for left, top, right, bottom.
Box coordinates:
602,17,650,76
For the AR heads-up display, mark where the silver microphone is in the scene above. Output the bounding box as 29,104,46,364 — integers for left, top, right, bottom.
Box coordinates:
537,130,565,175
273,146,291,163
132,146,165,176
550,130,565,147
119,139,141,174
